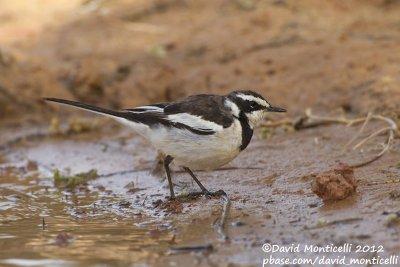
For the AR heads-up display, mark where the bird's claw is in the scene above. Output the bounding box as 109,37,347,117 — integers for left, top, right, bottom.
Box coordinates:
174,189,226,200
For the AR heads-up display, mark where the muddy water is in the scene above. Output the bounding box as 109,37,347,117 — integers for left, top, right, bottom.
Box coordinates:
1,123,399,266
0,165,174,266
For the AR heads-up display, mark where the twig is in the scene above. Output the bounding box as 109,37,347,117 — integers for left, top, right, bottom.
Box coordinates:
352,127,390,150
344,112,372,148
351,128,394,168
262,110,398,168
213,192,231,242
347,115,396,167
169,244,213,254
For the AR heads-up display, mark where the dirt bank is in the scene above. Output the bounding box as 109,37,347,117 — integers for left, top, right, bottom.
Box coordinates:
1,0,400,121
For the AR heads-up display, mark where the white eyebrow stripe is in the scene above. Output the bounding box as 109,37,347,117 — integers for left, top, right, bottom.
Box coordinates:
167,113,223,132
236,94,270,107
225,99,240,117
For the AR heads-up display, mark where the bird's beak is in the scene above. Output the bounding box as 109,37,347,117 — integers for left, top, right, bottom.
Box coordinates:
266,106,286,112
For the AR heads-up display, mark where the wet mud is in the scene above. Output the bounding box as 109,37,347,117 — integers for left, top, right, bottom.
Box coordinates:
1,120,399,266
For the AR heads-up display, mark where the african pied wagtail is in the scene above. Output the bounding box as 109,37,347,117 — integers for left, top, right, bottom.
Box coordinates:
44,90,286,198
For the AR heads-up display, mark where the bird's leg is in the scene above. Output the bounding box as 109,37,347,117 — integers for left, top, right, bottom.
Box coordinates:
164,155,175,199
183,167,211,195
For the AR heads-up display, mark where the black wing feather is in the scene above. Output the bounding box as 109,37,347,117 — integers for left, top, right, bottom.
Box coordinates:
164,95,234,128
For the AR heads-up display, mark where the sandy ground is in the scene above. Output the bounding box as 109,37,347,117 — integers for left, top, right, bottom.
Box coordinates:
0,0,400,266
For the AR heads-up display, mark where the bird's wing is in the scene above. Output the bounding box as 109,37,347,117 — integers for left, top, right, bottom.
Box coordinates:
124,100,221,135
162,95,235,131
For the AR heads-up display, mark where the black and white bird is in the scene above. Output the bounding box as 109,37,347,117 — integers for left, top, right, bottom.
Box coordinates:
44,90,285,198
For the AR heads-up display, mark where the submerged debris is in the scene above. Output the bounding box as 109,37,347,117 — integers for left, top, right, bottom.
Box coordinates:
54,232,74,247
26,160,38,172
311,164,357,201
148,229,163,239
124,181,145,194
53,169,98,189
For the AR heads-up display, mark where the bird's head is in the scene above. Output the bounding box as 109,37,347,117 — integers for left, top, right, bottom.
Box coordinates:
226,90,286,128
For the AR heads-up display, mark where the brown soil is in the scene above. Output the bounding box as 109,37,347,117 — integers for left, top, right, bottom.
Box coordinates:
1,1,400,266
1,0,400,121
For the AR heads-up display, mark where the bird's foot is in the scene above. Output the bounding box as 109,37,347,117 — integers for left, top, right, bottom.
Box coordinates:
205,189,227,198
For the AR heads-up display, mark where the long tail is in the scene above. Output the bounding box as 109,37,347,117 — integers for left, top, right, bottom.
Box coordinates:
44,98,123,118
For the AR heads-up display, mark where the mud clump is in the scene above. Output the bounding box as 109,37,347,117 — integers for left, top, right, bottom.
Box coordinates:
311,164,357,201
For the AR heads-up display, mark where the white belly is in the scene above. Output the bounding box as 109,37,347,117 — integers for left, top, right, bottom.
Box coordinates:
149,120,243,170
115,117,243,170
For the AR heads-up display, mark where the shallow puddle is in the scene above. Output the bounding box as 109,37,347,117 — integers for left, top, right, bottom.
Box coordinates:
0,156,174,266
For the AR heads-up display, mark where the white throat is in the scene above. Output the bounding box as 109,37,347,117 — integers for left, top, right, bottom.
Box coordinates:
246,110,266,129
